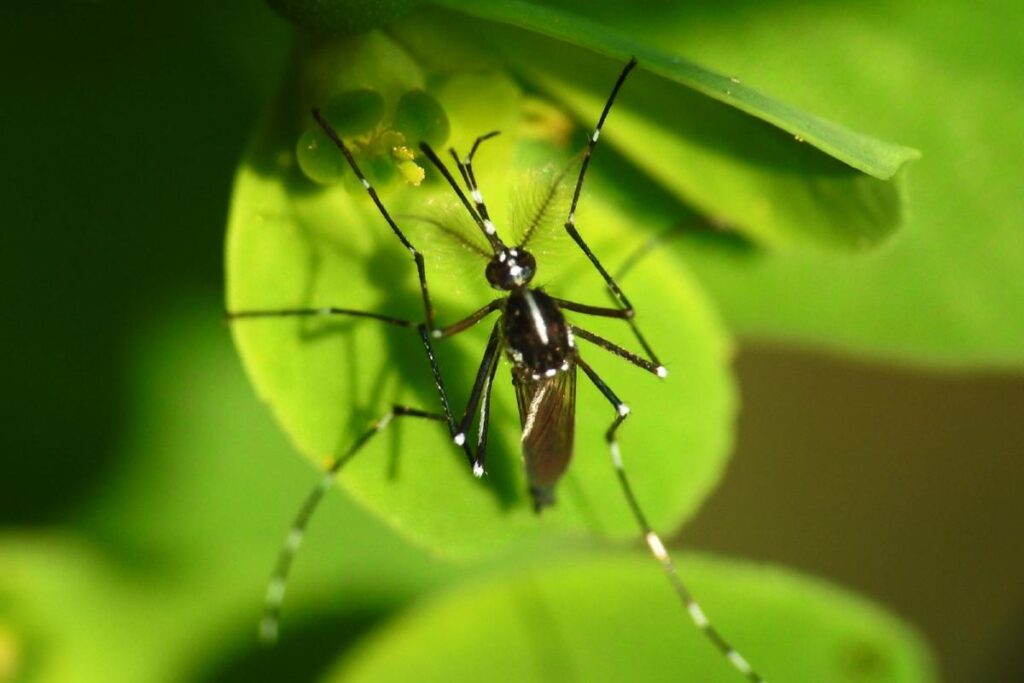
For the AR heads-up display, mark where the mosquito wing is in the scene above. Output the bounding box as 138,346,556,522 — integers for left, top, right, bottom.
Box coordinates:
514,364,577,510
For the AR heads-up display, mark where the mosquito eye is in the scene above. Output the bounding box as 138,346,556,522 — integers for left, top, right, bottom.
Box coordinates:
520,251,537,275
485,259,509,289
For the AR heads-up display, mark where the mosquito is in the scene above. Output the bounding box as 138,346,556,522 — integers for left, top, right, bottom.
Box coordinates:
227,58,764,682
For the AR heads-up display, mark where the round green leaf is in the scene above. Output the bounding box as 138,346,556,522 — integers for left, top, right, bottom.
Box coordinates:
327,553,938,683
226,39,735,559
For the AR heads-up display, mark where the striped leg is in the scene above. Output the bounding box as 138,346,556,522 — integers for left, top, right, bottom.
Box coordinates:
576,356,765,683
474,338,502,476
563,58,663,369
260,406,445,644
312,109,439,330
225,307,473,469
568,323,667,378
225,306,417,328
452,320,503,476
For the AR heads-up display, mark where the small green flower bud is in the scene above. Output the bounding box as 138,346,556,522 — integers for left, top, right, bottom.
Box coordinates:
394,90,450,148
295,128,347,185
323,89,385,137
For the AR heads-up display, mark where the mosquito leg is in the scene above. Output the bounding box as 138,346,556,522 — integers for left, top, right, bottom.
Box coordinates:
433,298,504,339
312,109,437,331
225,306,416,328
562,58,662,368
551,299,668,378
569,325,666,378
413,323,474,469
576,355,764,682
226,305,474,467
474,340,502,476
433,299,503,470
282,111,478,467
453,320,503,476
547,298,629,320
260,406,445,644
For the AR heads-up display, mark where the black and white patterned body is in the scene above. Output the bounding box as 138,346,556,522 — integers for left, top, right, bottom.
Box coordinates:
501,287,578,509
502,288,574,380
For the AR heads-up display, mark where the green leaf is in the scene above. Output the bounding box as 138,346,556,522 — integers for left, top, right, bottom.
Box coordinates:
0,538,173,683
0,301,454,683
327,553,938,683
434,0,916,180
420,0,918,250
612,0,1024,367
226,34,736,559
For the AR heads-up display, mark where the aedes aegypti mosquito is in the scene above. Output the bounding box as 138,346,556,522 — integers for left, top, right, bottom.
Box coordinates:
228,58,764,682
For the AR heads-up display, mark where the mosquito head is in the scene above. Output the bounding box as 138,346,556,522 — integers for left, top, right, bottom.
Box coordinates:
485,248,536,290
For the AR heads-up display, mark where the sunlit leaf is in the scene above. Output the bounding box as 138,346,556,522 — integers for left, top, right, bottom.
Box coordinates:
576,0,1024,367
412,0,918,250
0,303,454,683
226,34,736,558
328,554,938,683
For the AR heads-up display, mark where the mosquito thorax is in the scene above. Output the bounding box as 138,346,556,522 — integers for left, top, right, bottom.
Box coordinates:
485,248,536,290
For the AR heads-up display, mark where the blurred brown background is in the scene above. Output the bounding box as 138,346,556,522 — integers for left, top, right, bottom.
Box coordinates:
689,346,1024,683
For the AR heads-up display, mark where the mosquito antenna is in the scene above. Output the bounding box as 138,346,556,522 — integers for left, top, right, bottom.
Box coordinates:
448,149,475,195
395,213,491,259
420,142,506,252
468,130,500,161
451,131,501,237
517,162,573,248
463,130,501,195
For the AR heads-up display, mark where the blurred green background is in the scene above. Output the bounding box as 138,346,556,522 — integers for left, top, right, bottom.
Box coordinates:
2,2,1021,682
